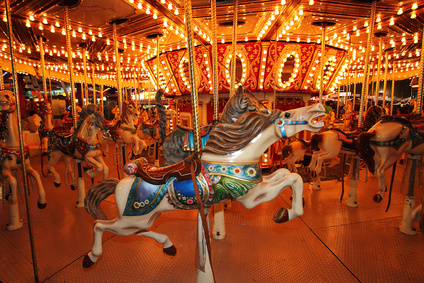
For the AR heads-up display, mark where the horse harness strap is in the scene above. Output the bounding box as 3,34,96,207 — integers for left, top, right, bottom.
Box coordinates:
75,138,101,157
369,126,411,150
119,124,136,134
275,119,308,138
133,154,202,185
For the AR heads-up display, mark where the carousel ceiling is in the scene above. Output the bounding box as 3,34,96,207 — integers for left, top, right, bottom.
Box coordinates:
0,0,423,95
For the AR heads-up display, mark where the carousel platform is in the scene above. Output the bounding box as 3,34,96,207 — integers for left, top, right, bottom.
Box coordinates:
0,149,423,282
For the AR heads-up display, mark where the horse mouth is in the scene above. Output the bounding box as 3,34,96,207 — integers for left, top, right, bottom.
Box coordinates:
310,113,325,128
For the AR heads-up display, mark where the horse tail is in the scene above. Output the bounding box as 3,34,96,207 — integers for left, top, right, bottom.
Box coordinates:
357,132,376,174
310,134,322,151
155,89,166,143
298,138,311,148
84,178,119,220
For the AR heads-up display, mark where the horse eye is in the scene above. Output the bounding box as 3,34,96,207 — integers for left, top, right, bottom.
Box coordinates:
284,112,291,118
4,95,9,99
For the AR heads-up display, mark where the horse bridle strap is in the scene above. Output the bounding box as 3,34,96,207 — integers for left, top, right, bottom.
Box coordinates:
190,161,216,282
276,118,308,138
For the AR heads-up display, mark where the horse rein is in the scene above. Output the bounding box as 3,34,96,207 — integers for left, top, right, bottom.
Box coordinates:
276,118,308,138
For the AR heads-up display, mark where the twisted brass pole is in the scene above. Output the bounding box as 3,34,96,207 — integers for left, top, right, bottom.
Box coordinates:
358,0,377,128
113,23,122,116
211,0,219,120
82,45,88,106
64,7,77,129
39,36,48,101
5,0,39,281
319,24,326,104
374,37,383,105
230,0,238,97
417,25,424,116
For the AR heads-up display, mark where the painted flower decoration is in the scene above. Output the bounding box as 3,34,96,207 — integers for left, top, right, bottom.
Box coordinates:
187,199,194,204
234,168,241,174
208,165,214,171
134,202,140,208
247,167,257,177
221,166,227,172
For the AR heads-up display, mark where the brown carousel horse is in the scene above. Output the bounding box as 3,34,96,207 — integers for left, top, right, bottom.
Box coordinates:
47,105,108,191
358,115,424,234
99,99,146,157
0,90,47,230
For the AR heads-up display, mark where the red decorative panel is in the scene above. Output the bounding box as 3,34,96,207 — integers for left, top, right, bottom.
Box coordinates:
274,96,305,111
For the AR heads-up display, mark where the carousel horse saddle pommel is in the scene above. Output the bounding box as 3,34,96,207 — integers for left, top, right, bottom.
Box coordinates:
53,126,73,137
123,153,202,185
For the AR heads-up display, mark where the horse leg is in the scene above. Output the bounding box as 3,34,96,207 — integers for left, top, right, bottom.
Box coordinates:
94,155,109,180
307,151,320,175
48,150,63,187
287,155,297,173
84,215,175,268
26,163,47,209
236,168,303,222
84,155,103,179
3,170,23,230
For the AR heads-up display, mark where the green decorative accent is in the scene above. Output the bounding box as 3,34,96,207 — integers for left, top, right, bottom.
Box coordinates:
203,161,262,183
119,125,136,134
369,126,410,150
211,176,256,204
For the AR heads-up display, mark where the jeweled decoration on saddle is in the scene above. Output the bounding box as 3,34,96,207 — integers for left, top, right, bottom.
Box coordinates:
75,138,101,157
0,146,30,164
369,126,411,150
123,177,167,216
166,168,213,210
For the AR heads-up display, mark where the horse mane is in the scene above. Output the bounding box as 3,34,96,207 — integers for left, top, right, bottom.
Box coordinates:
362,105,386,131
121,100,136,124
74,104,104,137
203,109,282,155
219,86,257,125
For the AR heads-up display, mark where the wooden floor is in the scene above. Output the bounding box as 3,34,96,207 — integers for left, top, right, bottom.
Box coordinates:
0,148,423,282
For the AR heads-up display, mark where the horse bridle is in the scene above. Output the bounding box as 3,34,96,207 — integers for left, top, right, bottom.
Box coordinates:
275,118,308,138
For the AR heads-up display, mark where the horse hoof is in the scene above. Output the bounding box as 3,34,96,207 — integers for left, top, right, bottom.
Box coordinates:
82,254,95,268
70,185,76,191
54,182,60,187
373,194,383,203
163,245,177,256
37,201,47,209
311,171,317,178
5,193,11,202
273,208,289,223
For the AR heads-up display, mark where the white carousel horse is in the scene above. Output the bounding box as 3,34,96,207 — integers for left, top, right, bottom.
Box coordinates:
156,87,259,166
358,115,424,235
82,101,325,268
0,90,47,230
47,104,109,189
305,105,386,196
99,99,146,157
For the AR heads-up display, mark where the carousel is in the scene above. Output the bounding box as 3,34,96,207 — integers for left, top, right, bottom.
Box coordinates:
1,0,424,282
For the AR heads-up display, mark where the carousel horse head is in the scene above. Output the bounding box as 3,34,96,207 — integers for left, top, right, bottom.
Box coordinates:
203,103,325,156
219,86,257,124
121,99,139,124
0,90,16,113
22,113,42,133
75,104,105,139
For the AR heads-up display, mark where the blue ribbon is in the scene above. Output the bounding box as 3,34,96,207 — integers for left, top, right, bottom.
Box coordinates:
275,118,308,138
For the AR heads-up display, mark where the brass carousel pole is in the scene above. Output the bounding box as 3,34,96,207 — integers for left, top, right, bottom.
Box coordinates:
5,0,39,281
185,0,214,280
81,43,88,106
382,48,392,109
64,6,77,129
353,70,357,110
358,0,377,128
0,60,3,89
230,0,238,97
211,0,226,242
211,0,219,121
38,35,48,101
312,20,336,104
337,85,341,118
157,35,160,91
49,69,52,100
319,24,327,104
391,63,395,115
113,22,122,116
417,25,424,116
374,36,383,105
92,65,96,104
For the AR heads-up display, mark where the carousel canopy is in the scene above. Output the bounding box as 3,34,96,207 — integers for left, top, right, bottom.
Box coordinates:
0,0,422,95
